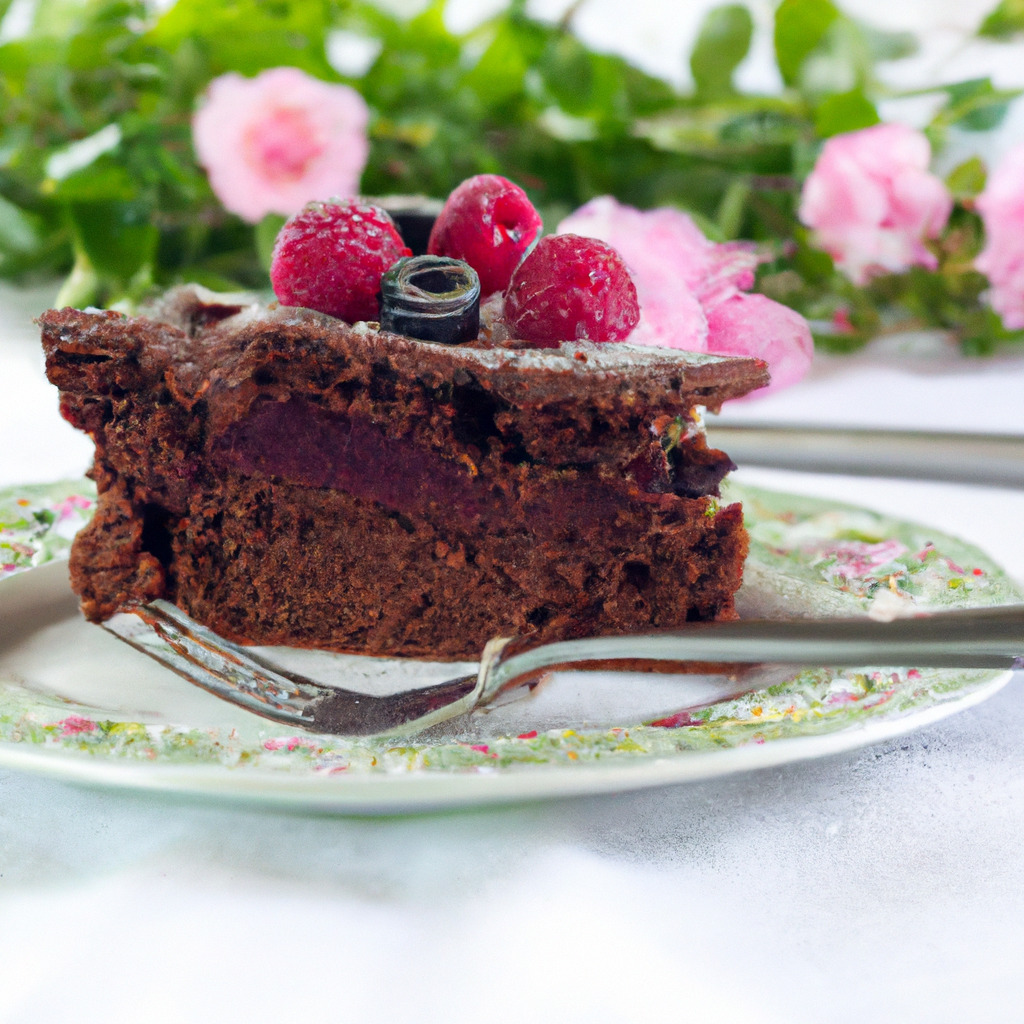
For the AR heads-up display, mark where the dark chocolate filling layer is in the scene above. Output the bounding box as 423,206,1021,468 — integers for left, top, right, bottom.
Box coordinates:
211,399,733,524
213,398,486,521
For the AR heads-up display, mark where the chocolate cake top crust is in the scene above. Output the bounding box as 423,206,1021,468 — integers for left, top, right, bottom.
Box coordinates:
43,284,769,436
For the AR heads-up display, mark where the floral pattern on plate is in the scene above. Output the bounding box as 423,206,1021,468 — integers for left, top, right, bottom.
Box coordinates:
0,479,96,575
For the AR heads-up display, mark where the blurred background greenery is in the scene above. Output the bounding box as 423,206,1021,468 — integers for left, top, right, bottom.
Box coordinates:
2,0,1022,350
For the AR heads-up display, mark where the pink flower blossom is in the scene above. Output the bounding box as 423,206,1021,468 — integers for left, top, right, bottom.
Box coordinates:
263,735,321,752
814,539,908,579
193,67,370,223
54,495,93,520
59,715,97,736
649,711,701,728
975,142,1024,329
799,123,952,285
557,197,812,395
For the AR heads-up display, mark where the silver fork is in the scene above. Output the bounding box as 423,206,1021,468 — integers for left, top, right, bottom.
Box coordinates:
103,599,1024,738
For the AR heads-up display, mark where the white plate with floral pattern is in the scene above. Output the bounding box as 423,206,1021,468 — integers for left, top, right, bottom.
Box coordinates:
0,479,1019,814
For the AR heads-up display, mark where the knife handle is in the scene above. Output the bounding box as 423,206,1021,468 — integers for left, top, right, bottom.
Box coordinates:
707,423,1024,488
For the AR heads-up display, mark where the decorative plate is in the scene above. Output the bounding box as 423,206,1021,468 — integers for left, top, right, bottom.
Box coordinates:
0,479,1018,813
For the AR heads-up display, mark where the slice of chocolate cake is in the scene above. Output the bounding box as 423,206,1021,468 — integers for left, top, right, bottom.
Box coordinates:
41,285,768,660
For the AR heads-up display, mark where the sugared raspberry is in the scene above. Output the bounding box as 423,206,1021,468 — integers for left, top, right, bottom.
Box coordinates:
427,175,542,296
504,234,640,346
270,199,411,322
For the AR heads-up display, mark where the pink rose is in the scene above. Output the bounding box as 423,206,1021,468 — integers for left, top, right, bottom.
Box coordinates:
193,67,370,223
975,142,1024,329
557,197,812,395
799,123,952,285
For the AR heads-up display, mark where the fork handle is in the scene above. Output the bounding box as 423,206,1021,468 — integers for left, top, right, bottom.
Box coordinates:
478,605,1024,703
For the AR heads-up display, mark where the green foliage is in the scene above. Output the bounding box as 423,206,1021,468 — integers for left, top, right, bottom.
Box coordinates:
813,90,879,136
0,0,1021,352
946,156,987,200
978,0,1024,38
774,0,841,88
937,78,1018,132
691,5,754,99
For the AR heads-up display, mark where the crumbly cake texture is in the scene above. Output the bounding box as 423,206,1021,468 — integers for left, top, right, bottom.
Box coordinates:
41,286,769,660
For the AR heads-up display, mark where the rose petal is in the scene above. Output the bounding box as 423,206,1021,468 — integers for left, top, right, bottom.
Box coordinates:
705,293,813,396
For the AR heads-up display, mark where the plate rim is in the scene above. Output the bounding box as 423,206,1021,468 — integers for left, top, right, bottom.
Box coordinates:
0,675,1009,813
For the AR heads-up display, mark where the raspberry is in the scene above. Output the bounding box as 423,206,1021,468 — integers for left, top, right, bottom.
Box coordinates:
427,174,542,296
504,234,640,346
270,199,411,323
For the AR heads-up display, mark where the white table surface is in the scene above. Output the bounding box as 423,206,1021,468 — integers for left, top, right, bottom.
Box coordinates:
3,2,1024,1020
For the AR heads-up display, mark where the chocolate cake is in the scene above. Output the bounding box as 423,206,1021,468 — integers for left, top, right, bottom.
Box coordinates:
41,285,769,660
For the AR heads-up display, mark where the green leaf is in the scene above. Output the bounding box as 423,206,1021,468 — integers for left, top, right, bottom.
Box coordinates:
690,5,754,99
539,33,600,115
855,19,917,61
460,18,535,108
147,0,336,78
0,194,42,273
45,156,137,202
774,0,840,87
946,156,987,199
255,213,286,271
54,250,101,308
937,77,1020,131
800,17,872,97
0,193,38,249
715,176,750,237
68,199,158,281
792,233,836,284
959,306,1024,354
978,0,1024,38
813,89,879,136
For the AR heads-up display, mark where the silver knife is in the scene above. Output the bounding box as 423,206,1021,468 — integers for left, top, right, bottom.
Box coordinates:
707,422,1024,488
